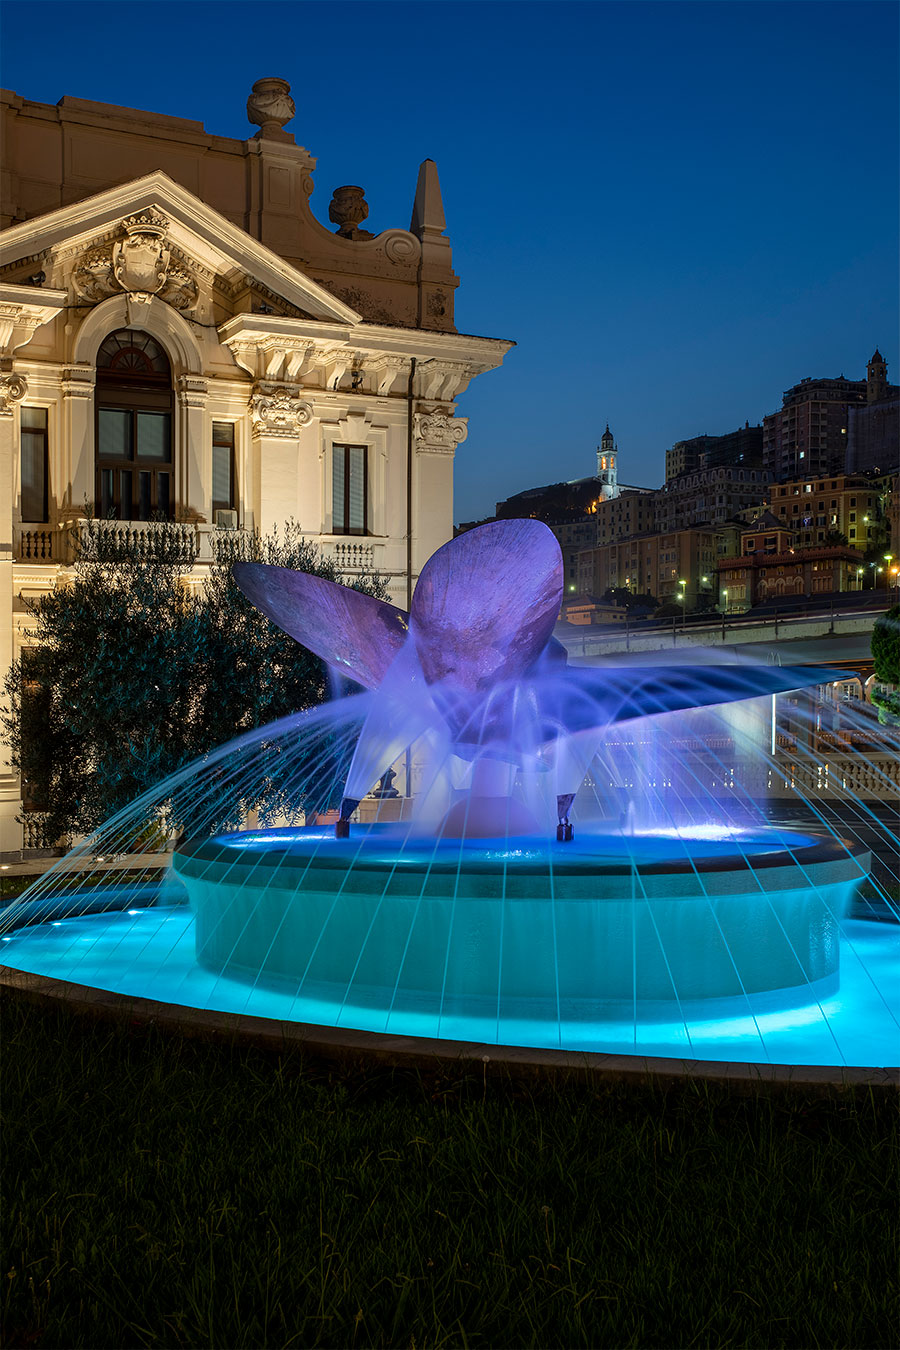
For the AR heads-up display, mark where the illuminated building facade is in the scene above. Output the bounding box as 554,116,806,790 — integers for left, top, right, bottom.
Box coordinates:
762,368,869,482
0,79,511,853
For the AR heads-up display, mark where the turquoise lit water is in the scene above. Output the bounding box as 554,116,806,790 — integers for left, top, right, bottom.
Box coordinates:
2,905,896,1068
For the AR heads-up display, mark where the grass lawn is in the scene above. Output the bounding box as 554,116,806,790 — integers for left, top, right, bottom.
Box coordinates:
2,995,896,1349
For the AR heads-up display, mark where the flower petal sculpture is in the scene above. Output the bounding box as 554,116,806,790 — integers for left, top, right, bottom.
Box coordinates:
234,520,837,840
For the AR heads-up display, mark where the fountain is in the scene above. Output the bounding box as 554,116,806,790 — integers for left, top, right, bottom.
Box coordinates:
1,521,897,1073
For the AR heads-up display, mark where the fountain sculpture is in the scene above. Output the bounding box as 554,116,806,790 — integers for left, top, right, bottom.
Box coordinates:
1,521,896,1069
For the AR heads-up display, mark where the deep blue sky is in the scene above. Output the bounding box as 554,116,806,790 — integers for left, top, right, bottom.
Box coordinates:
2,1,897,522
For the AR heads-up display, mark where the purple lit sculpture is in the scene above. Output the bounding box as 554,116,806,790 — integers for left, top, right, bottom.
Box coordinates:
234,520,833,840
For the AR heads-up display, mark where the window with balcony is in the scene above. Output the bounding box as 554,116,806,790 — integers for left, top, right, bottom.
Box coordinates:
95,330,173,520
333,443,368,535
20,407,48,522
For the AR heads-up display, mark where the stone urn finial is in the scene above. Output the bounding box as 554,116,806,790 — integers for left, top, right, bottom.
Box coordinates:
328,186,373,240
247,77,295,141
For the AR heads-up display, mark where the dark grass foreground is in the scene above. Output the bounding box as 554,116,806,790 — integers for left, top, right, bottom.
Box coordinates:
2,997,896,1350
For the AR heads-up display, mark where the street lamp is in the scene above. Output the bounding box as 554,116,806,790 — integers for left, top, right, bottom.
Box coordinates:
678,578,687,629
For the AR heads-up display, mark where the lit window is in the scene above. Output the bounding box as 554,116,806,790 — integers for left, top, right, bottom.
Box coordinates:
333,443,367,535
20,407,48,522
95,329,173,520
212,423,235,515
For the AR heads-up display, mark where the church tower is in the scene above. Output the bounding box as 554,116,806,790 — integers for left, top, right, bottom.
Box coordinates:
596,424,619,499
867,348,888,404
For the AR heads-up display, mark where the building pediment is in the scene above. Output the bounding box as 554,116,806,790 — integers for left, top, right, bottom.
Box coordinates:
0,171,362,326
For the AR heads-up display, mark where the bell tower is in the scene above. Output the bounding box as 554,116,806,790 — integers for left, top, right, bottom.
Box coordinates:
596,424,619,499
867,348,888,404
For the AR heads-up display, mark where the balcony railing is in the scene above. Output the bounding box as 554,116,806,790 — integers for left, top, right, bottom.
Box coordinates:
13,522,388,580
13,520,200,566
15,528,56,561
321,539,377,573
76,519,200,565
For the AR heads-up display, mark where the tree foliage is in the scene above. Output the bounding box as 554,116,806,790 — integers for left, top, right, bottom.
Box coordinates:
872,604,900,684
1,521,387,844
870,604,900,723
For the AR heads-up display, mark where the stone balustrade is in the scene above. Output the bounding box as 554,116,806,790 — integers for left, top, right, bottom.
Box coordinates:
14,527,56,561
319,539,378,574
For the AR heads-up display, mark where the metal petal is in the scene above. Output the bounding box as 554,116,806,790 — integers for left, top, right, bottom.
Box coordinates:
232,562,408,690
410,520,563,694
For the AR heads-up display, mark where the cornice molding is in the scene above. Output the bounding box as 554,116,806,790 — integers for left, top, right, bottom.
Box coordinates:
0,284,67,357
218,313,512,380
0,172,361,326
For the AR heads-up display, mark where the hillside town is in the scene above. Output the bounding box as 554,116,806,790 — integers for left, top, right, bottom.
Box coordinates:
461,350,898,625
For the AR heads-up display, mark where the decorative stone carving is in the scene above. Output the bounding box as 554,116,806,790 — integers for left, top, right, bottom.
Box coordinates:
72,247,119,303
371,356,408,397
112,212,170,302
73,216,198,312
0,372,27,415
383,232,419,265
247,77,295,139
159,262,199,312
0,305,44,356
310,346,352,391
328,187,373,241
414,410,468,453
249,383,313,438
61,365,96,400
177,374,209,410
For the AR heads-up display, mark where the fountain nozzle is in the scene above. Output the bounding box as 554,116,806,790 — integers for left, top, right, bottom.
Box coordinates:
556,793,576,843
336,797,360,839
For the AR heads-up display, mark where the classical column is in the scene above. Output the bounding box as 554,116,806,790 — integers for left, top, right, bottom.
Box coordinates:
60,365,96,522
0,372,27,854
248,383,313,535
412,407,468,581
176,375,209,519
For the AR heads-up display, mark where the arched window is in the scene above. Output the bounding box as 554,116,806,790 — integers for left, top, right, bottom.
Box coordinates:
95,329,173,519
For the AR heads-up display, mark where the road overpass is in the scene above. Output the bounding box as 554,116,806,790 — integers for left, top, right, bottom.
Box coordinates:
556,608,878,672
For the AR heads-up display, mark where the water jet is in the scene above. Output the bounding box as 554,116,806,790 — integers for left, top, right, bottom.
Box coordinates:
2,521,897,1074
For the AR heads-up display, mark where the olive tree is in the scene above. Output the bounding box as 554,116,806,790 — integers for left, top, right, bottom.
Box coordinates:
1,521,386,843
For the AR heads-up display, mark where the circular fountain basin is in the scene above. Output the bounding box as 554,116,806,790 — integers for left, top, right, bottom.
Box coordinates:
173,825,868,1020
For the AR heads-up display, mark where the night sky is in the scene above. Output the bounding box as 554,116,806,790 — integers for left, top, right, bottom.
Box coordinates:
2,0,897,522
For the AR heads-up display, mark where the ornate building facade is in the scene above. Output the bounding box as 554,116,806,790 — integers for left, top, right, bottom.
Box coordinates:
0,80,512,853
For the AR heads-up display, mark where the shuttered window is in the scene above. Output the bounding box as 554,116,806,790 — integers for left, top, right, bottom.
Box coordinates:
333,444,367,535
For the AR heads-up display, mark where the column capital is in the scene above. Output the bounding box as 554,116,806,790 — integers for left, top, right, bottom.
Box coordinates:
61,365,96,400
413,408,468,455
0,373,27,417
249,382,313,439
177,374,209,410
